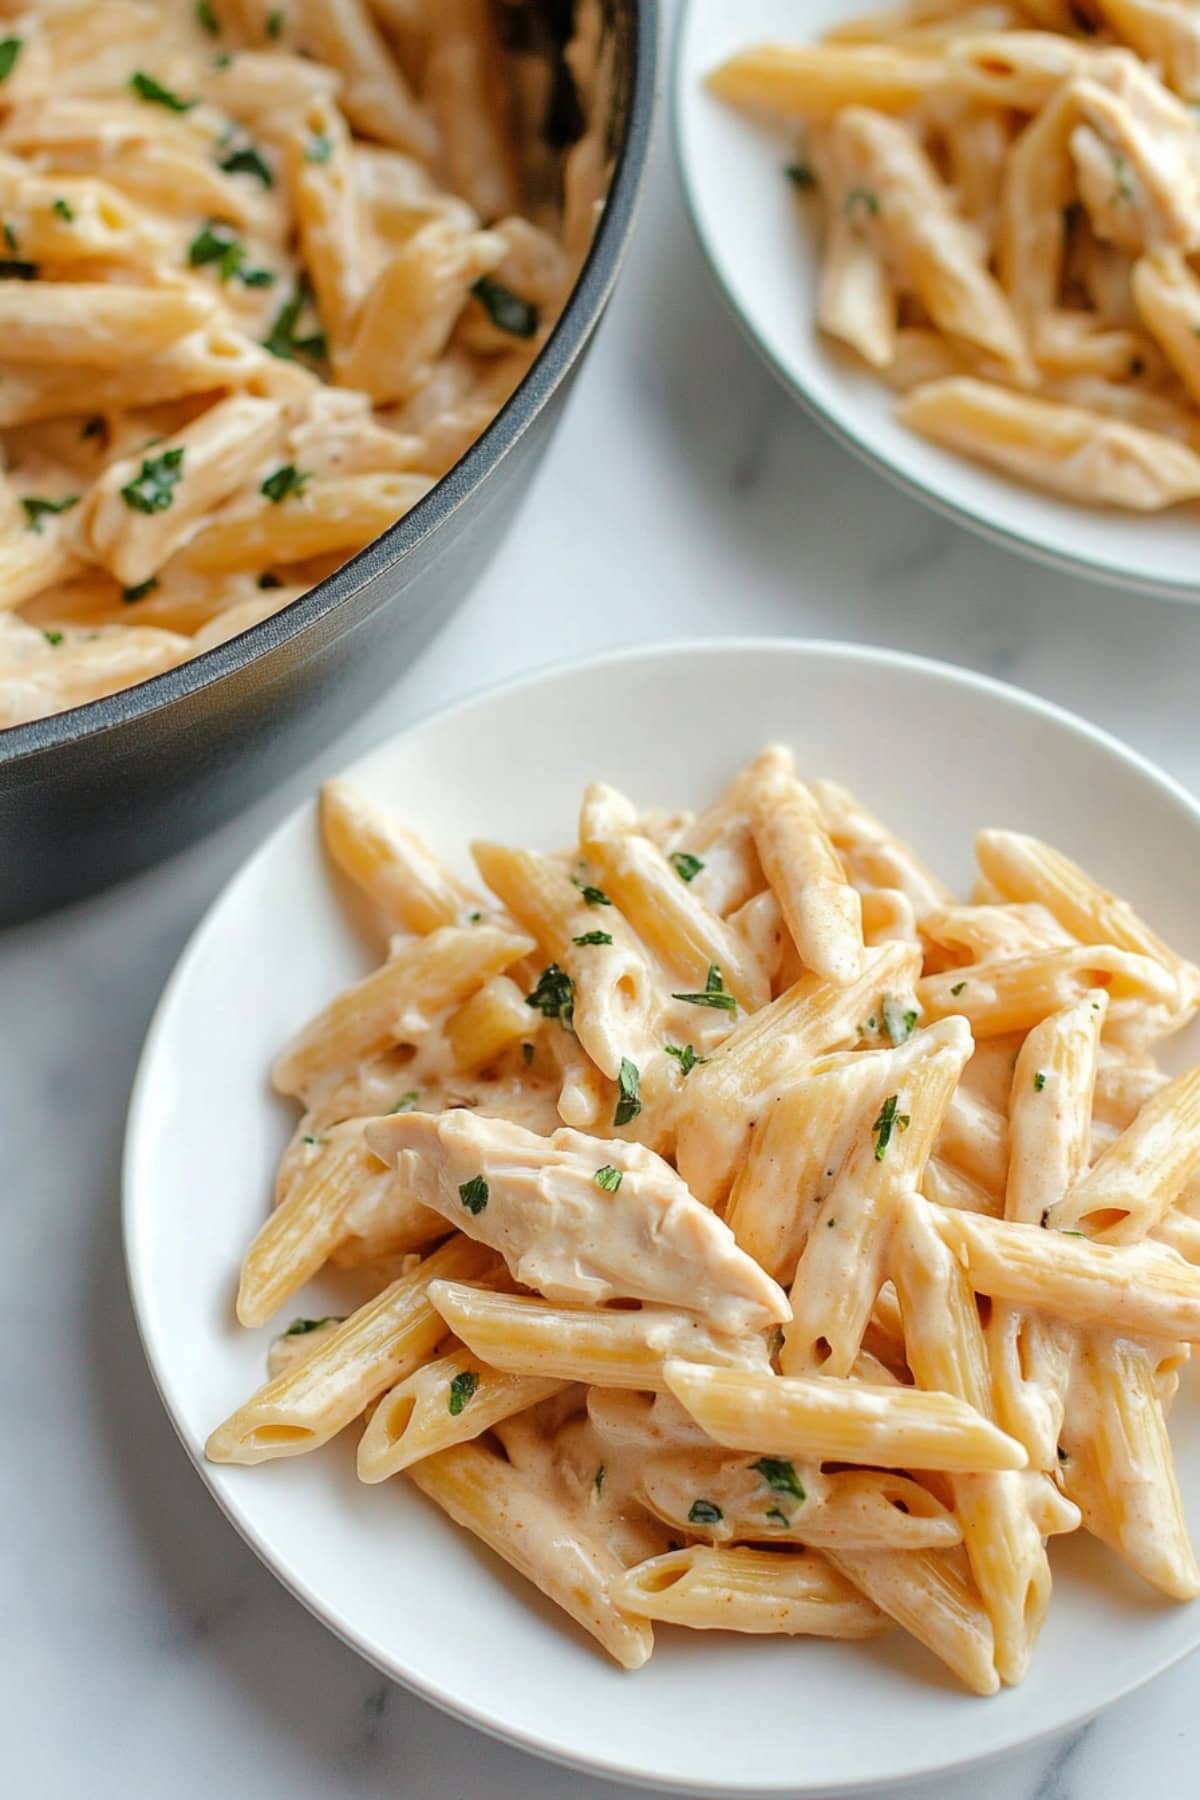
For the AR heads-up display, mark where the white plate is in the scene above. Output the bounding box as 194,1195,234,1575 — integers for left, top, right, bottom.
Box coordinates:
125,640,1200,1796
674,0,1200,601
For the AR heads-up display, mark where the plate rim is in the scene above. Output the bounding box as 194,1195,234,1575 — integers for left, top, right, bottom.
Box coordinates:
670,0,1200,605
123,635,1200,1796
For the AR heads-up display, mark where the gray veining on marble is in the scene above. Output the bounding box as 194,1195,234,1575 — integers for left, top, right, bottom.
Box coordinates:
5,19,1200,1799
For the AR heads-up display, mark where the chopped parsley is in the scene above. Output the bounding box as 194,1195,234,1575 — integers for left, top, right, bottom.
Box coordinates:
0,37,22,83
266,7,284,37
389,1091,419,1113
525,963,575,1029
471,274,538,338
826,1217,837,1228
671,963,736,1013
1110,151,1135,204
262,279,325,362
188,220,241,280
458,1174,489,1215
845,185,879,218
467,910,482,923
576,883,611,906
873,1093,910,1161
301,1134,320,1145
1034,1070,1047,1092
665,1042,701,1078
687,1498,722,1526
305,132,334,164
283,1314,343,1336
614,1057,641,1127
950,980,966,996
42,629,63,647
219,142,274,188
668,850,704,883
122,577,159,603
213,50,234,68
261,463,311,504
572,929,612,946
130,71,195,112
21,494,78,533
3,222,16,252
120,447,185,514
765,1507,791,1527
752,1457,805,1501
0,258,38,279
51,198,74,223
594,1164,622,1192
594,1464,606,1494
448,1369,479,1415
196,0,220,35
785,161,816,191
882,994,919,1046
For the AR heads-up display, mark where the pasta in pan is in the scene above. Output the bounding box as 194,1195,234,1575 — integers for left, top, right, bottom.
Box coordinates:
709,1,1200,513
0,0,612,727
208,745,1200,1691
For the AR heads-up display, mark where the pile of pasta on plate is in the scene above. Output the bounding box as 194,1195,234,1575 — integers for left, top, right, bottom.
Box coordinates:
0,0,612,728
206,745,1200,1695
710,0,1200,513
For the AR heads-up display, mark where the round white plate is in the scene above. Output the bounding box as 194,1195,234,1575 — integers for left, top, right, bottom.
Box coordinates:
125,641,1200,1796
674,0,1200,600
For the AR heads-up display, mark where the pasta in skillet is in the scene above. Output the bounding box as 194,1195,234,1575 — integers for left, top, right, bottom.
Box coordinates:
207,747,1200,1691
0,0,613,727
709,1,1200,513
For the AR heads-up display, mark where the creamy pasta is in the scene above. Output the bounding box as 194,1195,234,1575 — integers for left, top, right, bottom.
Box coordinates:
0,0,612,727
206,748,1200,1689
710,1,1200,514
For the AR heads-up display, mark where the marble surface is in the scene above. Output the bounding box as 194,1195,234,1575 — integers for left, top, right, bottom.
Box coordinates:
6,53,1200,1800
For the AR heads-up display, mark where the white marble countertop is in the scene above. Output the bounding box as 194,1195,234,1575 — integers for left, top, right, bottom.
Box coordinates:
6,49,1200,1800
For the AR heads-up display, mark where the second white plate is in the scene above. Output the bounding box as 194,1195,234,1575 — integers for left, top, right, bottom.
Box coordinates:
125,641,1200,1795
674,0,1200,600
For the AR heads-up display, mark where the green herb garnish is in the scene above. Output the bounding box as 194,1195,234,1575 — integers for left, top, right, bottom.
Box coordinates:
594,1464,606,1493
471,275,538,338
873,1093,910,1161
261,463,310,504
1034,1070,1047,1092
594,1165,622,1192
664,1042,701,1078
283,1315,343,1336
1110,151,1135,204
688,1498,722,1526
196,0,220,33
752,1457,805,1501
448,1369,479,1415
572,929,612,946
51,198,74,223
459,1175,489,1215
845,185,879,217
882,994,919,1046
0,38,22,83
614,1057,641,1127
304,132,333,164
266,7,284,37
42,629,63,647
130,70,195,112
3,222,16,252
262,280,326,362
525,963,574,1029
122,577,159,603
21,494,78,532
575,882,611,906
785,161,816,191
765,1507,791,1527
950,980,966,996
671,963,736,1013
120,447,185,514
389,1091,419,1113
668,850,704,883
219,142,274,188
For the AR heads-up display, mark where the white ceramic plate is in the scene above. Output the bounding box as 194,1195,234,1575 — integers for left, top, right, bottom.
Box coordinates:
674,0,1200,600
125,641,1200,1796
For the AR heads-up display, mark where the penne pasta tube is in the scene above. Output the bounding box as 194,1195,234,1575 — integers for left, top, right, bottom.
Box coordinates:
180,472,436,575
206,1234,493,1463
356,1343,565,1481
1048,1066,1200,1240
272,923,534,1098
426,1281,771,1391
406,1440,654,1669
445,975,531,1072
613,1546,888,1639
928,1207,1200,1339
663,1362,1028,1472
708,44,947,118
917,943,1176,1036
827,1548,999,1696
0,283,213,367
320,779,480,932
747,758,865,984
809,780,953,917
